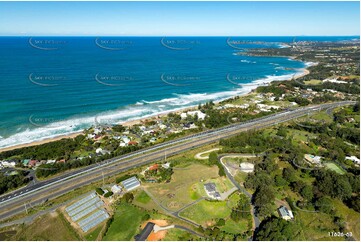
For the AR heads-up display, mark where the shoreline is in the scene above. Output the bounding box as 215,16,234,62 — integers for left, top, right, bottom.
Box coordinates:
0,65,311,153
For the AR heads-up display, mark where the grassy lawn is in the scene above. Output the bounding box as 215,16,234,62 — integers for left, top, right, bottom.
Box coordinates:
146,164,220,212
234,172,248,185
221,219,249,234
295,209,340,240
324,162,345,175
135,190,151,204
162,228,199,241
332,199,360,240
167,143,220,165
304,79,322,85
9,212,81,241
179,199,231,226
133,189,161,211
103,203,146,241
85,226,103,241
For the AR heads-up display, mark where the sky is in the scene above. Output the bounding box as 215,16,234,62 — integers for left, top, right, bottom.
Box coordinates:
0,1,359,36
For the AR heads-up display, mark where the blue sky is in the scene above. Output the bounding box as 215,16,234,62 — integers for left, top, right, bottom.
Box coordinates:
0,1,359,36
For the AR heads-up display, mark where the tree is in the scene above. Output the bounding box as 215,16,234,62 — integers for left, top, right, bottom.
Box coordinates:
274,175,288,187
95,187,104,195
104,191,113,197
283,167,296,183
253,186,275,217
142,213,151,221
112,124,126,133
277,126,288,137
255,216,301,240
208,152,218,165
216,218,225,226
315,196,333,214
122,193,134,203
300,185,314,201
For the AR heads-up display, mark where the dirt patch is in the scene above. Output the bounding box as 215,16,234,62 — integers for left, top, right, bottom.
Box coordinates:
147,230,166,241
150,219,168,226
167,201,181,209
49,211,58,218
206,220,215,227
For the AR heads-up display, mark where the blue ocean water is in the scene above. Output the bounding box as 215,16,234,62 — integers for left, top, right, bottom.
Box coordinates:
0,36,358,148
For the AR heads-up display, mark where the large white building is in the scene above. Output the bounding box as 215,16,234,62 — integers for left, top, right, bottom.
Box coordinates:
345,156,360,165
181,111,206,120
121,176,140,191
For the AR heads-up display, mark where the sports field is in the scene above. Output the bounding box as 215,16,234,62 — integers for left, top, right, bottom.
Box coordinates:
324,162,345,174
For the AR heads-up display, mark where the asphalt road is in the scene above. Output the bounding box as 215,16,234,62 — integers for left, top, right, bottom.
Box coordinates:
0,101,355,222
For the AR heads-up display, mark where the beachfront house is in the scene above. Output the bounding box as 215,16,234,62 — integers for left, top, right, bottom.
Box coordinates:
0,160,16,168
29,160,38,167
46,160,56,164
181,110,206,120
22,159,30,166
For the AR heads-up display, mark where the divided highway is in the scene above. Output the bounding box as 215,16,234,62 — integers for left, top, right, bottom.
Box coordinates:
0,101,355,221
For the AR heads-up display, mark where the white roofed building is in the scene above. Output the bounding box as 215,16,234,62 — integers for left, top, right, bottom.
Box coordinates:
121,176,141,191
278,206,294,220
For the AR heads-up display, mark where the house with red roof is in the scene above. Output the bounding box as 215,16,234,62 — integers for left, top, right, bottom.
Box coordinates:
29,160,38,167
128,141,138,146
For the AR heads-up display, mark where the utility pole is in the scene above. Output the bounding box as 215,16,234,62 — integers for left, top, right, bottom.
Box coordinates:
102,171,105,187
24,202,28,214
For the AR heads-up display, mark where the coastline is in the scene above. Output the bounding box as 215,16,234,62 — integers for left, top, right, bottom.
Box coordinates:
0,66,311,153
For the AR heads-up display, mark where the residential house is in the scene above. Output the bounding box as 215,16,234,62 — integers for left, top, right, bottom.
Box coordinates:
204,183,221,200
278,206,294,220
29,160,38,167
111,184,122,195
181,111,206,120
304,154,322,166
345,156,360,165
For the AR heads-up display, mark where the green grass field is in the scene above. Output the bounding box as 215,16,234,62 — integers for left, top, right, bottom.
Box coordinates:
146,164,220,212
304,79,322,85
135,190,152,204
295,209,341,240
221,219,249,234
332,199,360,240
162,228,200,241
179,200,232,226
102,203,146,241
85,226,103,241
8,212,81,241
324,162,345,175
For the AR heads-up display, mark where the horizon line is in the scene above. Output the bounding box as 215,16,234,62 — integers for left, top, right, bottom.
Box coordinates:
0,35,360,37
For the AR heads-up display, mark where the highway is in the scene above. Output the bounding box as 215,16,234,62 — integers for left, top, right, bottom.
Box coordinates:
0,101,355,222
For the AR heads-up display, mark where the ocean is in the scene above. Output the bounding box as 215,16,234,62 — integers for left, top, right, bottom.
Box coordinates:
0,36,358,148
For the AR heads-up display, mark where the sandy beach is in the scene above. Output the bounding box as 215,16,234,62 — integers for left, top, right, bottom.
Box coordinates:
0,66,311,153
